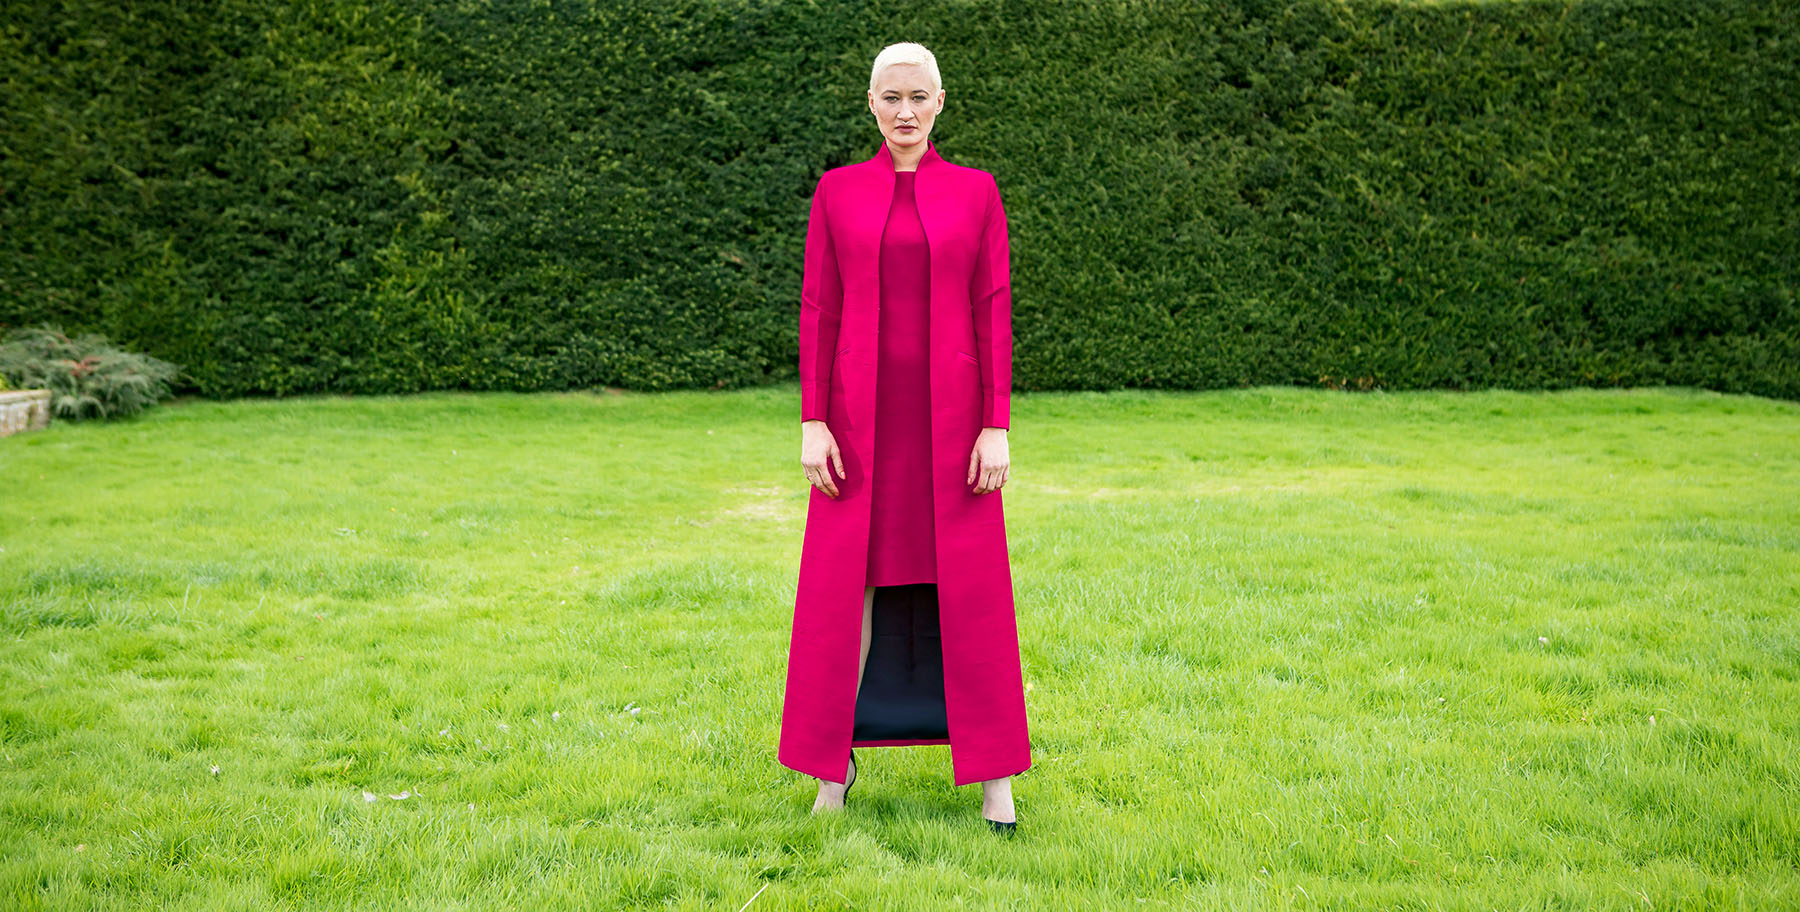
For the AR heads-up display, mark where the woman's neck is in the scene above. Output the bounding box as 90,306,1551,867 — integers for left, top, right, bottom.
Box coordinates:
887,138,925,173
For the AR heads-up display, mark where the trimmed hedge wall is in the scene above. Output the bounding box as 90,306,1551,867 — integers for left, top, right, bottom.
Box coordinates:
2,0,1794,399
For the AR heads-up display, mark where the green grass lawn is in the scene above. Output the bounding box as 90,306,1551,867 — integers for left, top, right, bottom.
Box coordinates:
2,385,1796,910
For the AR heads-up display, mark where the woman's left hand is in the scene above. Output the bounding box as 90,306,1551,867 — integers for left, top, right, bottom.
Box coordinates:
967,427,1010,494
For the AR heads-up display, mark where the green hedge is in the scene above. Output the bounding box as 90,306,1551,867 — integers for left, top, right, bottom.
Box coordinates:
2,0,1794,399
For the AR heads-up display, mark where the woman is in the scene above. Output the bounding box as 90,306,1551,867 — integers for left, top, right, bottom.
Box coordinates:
777,42,1030,834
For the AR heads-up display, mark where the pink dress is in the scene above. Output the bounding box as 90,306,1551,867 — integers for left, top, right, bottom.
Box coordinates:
865,171,936,587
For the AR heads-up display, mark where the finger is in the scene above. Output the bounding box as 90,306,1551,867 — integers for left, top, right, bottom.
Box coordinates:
967,447,980,485
831,442,845,482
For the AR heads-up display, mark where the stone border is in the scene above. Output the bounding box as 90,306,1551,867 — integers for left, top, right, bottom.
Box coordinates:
0,390,52,437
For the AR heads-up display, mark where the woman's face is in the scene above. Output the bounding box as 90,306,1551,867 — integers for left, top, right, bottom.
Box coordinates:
868,63,943,153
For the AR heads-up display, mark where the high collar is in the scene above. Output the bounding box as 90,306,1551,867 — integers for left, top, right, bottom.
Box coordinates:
872,137,944,173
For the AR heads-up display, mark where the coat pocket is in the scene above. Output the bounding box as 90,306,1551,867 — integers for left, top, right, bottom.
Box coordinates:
828,372,853,430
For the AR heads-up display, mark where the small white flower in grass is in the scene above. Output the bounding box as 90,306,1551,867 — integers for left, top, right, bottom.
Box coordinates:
210,764,220,776
1537,636,1548,645
624,702,640,716
497,722,509,731
439,726,451,736
362,791,378,802
1649,714,1656,725
552,711,561,722
388,791,412,800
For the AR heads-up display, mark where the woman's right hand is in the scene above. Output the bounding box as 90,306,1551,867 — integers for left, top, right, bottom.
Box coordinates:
801,419,845,497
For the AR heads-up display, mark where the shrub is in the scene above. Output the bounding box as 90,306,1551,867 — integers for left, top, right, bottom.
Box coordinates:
0,326,182,420
1,0,1793,400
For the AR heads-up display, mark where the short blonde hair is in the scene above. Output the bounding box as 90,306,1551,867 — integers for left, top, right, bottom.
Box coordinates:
869,42,942,93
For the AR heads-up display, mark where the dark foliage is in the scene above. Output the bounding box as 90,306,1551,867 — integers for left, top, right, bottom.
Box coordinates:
1,0,1793,399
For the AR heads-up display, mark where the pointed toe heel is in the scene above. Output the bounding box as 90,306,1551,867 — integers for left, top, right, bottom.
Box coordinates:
984,817,1017,834
843,750,857,801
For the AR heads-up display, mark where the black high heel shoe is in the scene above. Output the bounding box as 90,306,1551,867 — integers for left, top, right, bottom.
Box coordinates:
843,750,857,800
984,816,1017,834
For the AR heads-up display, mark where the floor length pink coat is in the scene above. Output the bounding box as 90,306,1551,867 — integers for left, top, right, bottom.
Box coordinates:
778,139,1031,787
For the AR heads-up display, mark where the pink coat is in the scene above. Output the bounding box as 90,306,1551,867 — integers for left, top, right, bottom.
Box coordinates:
778,139,1031,787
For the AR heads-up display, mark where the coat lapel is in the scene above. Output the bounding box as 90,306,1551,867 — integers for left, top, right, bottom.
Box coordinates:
870,139,949,262
839,139,952,411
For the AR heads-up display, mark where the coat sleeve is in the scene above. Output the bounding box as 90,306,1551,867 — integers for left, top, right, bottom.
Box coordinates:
969,174,1013,429
798,174,844,423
